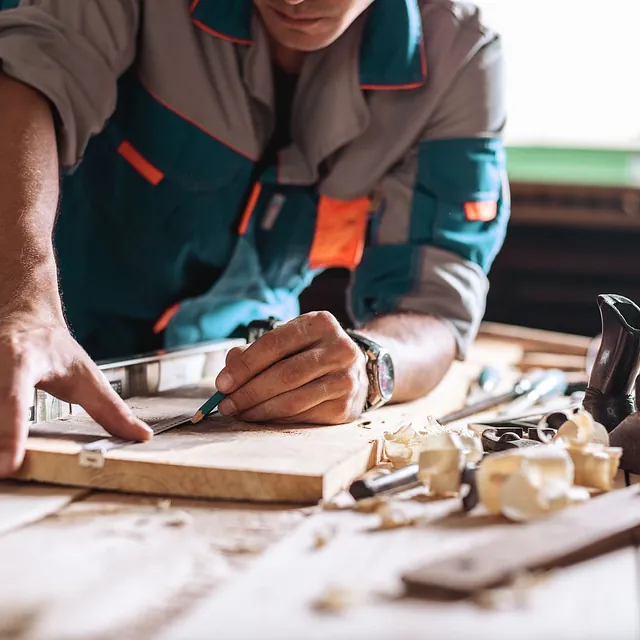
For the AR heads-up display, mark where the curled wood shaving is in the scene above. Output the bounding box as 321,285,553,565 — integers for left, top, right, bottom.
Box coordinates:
477,446,591,521
417,430,483,496
383,417,446,468
546,410,622,491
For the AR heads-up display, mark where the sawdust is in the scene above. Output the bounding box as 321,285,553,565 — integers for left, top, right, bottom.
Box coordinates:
0,606,43,640
212,541,262,555
163,511,193,527
311,587,365,614
374,503,420,530
156,499,172,511
312,525,337,550
472,572,549,610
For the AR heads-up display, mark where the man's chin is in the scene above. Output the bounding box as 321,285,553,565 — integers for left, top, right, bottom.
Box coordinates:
271,27,343,53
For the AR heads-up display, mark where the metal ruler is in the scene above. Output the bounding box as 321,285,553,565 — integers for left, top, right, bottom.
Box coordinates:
27,338,243,425
78,412,196,469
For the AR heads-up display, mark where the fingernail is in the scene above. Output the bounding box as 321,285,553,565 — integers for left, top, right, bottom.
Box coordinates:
216,371,234,393
0,451,18,477
135,419,154,439
218,398,237,416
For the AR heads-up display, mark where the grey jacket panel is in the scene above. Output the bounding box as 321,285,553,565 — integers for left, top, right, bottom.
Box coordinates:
0,0,139,167
395,248,490,358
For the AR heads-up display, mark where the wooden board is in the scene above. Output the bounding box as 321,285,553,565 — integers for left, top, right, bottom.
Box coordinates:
478,322,593,356
0,481,86,536
12,363,478,504
403,485,640,594
162,495,640,640
0,491,306,640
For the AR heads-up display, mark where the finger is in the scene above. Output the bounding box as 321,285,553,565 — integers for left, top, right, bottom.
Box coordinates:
67,360,153,441
236,370,360,423
0,365,36,477
215,311,345,394
278,396,365,426
219,347,336,416
225,345,248,365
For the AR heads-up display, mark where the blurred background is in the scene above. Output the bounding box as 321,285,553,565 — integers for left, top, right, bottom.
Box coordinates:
302,0,640,338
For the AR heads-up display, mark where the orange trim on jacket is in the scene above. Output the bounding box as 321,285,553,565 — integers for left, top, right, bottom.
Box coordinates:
464,201,498,222
153,302,181,334
238,183,263,235
118,141,164,185
309,196,371,271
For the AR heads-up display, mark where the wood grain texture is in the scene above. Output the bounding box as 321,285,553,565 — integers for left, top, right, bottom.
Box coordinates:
163,494,640,640
0,491,306,639
479,322,593,356
403,485,640,593
12,362,478,504
0,481,86,536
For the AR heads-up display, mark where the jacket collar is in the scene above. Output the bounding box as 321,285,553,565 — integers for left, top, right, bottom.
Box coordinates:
190,0,427,90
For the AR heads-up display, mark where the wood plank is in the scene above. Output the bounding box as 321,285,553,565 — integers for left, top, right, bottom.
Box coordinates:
519,352,587,372
479,322,593,356
11,362,479,504
0,481,86,536
163,497,640,640
0,492,306,639
403,485,640,593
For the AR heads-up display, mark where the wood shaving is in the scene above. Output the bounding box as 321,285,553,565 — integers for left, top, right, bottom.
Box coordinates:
312,587,364,614
312,526,337,550
213,541,262,555
383,418,446,468
477,446,590,522
319,499,350,511
374,503,419,530
473,572,548,610
352,495,389,513
156,498,172,511
163,510,193,527
548,410,622,491
417,430,483,496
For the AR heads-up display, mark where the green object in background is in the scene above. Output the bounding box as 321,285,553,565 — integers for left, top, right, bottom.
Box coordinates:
506,146,640,188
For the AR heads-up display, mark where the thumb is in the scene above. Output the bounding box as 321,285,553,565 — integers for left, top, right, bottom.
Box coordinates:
72,362,153,441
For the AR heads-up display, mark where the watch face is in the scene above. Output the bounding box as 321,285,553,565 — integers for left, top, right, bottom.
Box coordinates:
377,352,395,400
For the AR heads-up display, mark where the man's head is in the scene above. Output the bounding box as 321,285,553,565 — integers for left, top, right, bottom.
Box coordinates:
254,0,375,52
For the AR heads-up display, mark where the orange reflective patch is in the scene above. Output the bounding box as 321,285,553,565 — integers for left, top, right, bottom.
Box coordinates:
153,303,181,334
309,196,371,271
118,141,164,186
238,183,263,236
464,201,497,222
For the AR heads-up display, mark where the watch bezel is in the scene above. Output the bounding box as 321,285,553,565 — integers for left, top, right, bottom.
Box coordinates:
347,330,395,410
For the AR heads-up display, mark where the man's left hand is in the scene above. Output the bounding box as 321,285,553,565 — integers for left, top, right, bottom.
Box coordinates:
215,311,368,425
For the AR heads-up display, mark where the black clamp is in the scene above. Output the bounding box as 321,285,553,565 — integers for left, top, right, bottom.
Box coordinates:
246,317,282,343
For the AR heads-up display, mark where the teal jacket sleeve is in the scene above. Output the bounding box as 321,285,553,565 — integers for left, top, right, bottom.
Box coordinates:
349,35,510,359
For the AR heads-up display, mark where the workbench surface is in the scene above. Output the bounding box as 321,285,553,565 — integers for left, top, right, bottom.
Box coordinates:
1,326,638,640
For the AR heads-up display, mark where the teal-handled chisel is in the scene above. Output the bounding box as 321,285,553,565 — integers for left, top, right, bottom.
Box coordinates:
191,390,226,424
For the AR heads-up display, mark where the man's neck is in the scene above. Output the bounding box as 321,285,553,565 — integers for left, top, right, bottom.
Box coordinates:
269,39,305,75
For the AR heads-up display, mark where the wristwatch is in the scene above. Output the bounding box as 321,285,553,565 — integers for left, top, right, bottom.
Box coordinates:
347,331,395,411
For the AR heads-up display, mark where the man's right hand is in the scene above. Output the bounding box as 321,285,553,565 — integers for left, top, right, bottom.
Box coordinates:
0,306,153,478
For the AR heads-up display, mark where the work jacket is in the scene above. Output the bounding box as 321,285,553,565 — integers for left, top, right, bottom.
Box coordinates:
0,0,509,361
